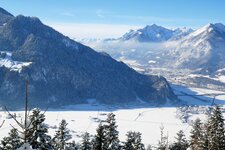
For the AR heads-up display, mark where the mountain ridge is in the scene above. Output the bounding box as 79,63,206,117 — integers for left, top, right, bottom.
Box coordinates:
167,23,225,72
80,23,225,75
0,7,14,26
117,24,193,42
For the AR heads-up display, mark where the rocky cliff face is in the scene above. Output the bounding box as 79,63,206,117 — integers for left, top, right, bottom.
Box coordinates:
0,8,177,109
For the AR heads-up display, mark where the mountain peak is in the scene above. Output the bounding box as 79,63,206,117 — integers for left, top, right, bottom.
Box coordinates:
145,24,158,27
0,7,14,25
120,24,174,42
203,23,218,31
212,23,225,32
174,27,193,33
0,7,13,17
190,23,225,37
143,24,166,30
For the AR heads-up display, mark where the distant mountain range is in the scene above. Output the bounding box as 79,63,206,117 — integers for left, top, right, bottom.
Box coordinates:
119,24,193,42
0,7,177,109
80,23,225,75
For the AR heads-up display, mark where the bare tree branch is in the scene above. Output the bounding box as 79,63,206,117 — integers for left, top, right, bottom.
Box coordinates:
10,124,24,134
43,106,49,115
0,120,5,128
4,106,24,129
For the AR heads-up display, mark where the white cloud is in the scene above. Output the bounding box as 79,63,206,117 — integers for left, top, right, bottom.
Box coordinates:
84,39,166,53
46,22,142,39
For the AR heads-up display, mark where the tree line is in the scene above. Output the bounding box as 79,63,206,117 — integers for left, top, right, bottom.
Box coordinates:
0,105,225,150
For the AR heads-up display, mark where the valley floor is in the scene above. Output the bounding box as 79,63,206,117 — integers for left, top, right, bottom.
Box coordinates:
0,85,225,147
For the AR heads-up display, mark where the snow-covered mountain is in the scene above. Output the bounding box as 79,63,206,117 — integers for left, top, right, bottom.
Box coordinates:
78,25,193,44
166,23,225,73
81,23,225,76
170,27,194,40
117,24,193,42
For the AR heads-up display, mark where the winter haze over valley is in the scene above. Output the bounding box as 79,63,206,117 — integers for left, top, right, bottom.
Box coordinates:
1,0,225,149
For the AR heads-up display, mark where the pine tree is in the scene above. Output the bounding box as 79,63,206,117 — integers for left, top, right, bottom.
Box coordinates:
66,140,79,150
93,122,106,150
123,131,145,150
52,119,72,150
17,143,34,150
169,130,189,150
190,118,205,150
157,125,168,150
80,132,92,150
207,105,225,149
104,113,120,150
146,145,153,150
201,123,210,149
27,108,53,149
1,128,22,150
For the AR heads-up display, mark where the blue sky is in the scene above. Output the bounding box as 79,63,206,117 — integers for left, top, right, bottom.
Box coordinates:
0,0,225,38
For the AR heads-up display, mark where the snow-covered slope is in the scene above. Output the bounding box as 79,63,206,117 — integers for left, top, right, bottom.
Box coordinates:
166,23,225,72
170,27,194,40
0,51,32,72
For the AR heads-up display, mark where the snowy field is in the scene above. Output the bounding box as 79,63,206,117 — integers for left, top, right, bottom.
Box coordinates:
0,85,225,147
0,107,190,147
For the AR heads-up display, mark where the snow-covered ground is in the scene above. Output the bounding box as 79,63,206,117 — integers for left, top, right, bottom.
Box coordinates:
117,57,146,72
0,85,225,147
0,107,189,147
172,84,225,105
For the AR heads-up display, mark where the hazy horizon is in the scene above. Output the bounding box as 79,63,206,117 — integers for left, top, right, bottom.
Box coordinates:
1,0,225,38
